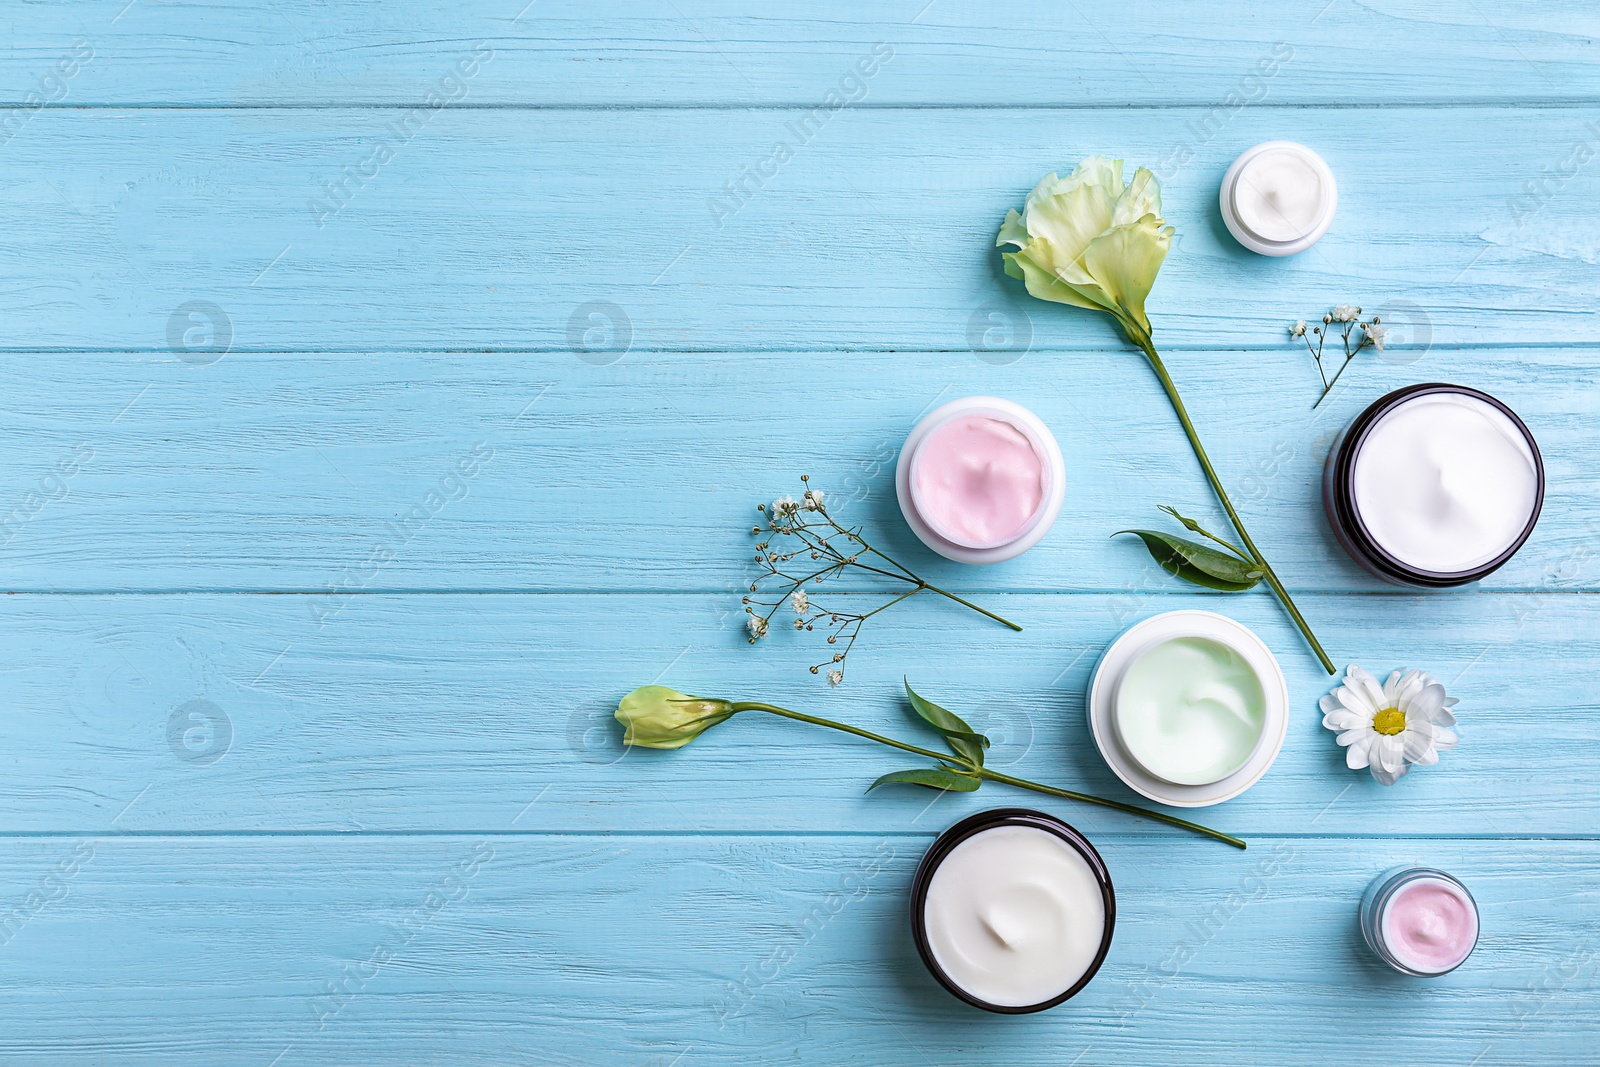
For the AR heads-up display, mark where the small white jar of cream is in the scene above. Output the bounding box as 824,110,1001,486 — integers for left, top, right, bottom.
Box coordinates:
1088,610,1289,808
911,808,1114,1013
1324,383,1544,587
1359,866,1480,977
896,396,1066,564
1219,140,1337,256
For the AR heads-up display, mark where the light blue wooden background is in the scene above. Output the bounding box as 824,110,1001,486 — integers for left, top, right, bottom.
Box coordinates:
2,2,1597,1063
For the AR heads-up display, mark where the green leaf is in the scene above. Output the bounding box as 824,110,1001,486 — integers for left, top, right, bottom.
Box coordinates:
904,679,989,767
866,768,982,793
1115,530,1264,592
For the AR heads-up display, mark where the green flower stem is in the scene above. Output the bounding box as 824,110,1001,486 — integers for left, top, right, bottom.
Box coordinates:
730,701,1246,849
918,582,1024,631
1123,321,1336,675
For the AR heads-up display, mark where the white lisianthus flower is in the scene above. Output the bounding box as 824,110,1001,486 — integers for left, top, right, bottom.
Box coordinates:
1331,304,1360,322
996,156,1174,341
1320,665,1459,785
790,590,809,614
1364,321,1387,351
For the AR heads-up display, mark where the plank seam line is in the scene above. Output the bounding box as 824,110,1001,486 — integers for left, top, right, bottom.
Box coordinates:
10,101,1600,111
0,590,1593,597
0,831,1594,840
3,343,1600,355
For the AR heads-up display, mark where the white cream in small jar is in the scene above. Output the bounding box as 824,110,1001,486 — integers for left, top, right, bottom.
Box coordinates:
1325,384,1544,586
912,810,1113,1012
1220,141,1338,255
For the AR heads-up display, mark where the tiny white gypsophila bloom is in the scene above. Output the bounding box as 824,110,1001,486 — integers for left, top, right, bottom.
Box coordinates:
746,614,768,639
790,590,809,614
771,496,799,517
1320,665,1459,785
1364,321,1387,351
1331,304,1360,322
1290,320,1308,338
802,489,825,510
827,669,844,687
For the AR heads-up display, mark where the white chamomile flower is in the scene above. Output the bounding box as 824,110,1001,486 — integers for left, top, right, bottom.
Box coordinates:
1320,664,1459,785
1364,321,1387,351
827,669,844,687
1290,320,1308,338
790,590,809,614
1331,304,1360,322
746,614,769,640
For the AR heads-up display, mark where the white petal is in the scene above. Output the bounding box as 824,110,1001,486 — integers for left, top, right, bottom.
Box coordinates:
1432,727,1460,750
1371,761,1407,786
1336,686,1380,719
1405,682,1446,721
1324,708,1366,732
1394,669,1428,709
1374,735,1407,774
1345,736,1373,769
1423,703,1458,728
1318,693,1343,714
1345,664,1377,685
1383,670,1404,705
1349,667,1389,714
1403,729,1438,765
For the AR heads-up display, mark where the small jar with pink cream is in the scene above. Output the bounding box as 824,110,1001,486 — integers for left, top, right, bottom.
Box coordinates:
1359,866,1480,977
895,396,1066,564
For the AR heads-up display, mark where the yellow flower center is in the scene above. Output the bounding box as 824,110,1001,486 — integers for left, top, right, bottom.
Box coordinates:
1373,708,1407,736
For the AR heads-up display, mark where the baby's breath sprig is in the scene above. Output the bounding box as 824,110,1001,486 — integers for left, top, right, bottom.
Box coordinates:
744,476,1021,686
1292,304,1387,408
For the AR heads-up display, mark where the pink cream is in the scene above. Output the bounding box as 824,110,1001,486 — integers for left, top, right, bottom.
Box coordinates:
911,415,1047,548
1381,878,1479,974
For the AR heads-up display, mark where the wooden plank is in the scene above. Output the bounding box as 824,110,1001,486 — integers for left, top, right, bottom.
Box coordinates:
2,591,1594,837
3,1,1599,106
1,107,1598,352
0,834,1592,1064
0,348,1593,593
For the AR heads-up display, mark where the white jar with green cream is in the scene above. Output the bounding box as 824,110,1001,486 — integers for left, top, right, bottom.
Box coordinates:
1088,611,1289,807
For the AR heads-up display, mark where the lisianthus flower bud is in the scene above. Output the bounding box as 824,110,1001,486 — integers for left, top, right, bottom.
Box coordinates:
615,686,736,749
